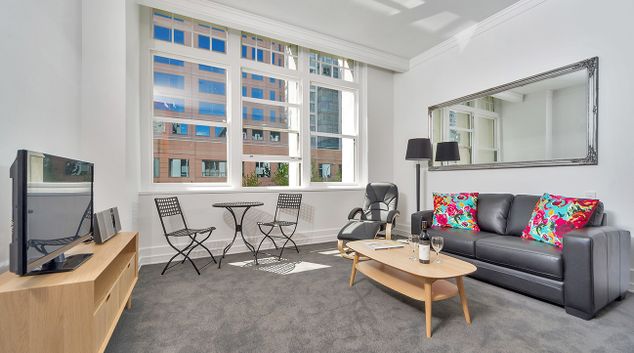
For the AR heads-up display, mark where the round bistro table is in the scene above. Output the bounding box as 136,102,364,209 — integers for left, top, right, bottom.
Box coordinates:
213,201,264,268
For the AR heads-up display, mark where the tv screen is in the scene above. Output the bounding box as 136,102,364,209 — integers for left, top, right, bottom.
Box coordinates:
10,150,94,275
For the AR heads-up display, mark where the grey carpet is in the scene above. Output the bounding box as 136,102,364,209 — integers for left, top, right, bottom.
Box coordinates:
106,242,634,353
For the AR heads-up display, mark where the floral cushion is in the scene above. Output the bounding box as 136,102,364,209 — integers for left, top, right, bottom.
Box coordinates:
521,193,599,248
432,192,480,231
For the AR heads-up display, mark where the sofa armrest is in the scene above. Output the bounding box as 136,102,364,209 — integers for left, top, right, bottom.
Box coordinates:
563,226,631,319
348,207,364,220
411,210,433,235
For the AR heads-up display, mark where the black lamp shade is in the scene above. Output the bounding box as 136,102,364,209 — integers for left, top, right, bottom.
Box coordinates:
435,141,460,162
405,138,433,160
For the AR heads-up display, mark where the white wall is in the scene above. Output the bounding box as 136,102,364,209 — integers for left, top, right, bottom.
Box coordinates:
367,66,395,183
0,0,83,268
393,0,634,278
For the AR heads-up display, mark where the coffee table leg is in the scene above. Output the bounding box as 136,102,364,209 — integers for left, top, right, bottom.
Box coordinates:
424,279,433,338
456,276,471,324
349,253,359,287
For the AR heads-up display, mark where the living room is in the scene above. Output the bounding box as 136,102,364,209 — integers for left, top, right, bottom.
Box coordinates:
0,0,632,352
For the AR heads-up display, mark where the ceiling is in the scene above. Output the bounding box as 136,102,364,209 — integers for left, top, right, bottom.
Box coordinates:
209,0,521,59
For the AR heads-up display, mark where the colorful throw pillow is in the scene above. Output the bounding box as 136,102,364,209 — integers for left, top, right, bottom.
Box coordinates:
521,193,599,248
432,192,480,231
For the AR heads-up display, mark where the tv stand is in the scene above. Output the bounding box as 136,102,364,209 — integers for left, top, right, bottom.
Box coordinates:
27,253,93,275
0,232,138,353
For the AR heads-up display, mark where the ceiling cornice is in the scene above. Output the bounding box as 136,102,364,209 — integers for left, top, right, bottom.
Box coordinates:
409,0,547,69
136,0,410,72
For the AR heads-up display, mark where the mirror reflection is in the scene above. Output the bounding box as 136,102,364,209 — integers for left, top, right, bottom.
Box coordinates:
430,61,595,169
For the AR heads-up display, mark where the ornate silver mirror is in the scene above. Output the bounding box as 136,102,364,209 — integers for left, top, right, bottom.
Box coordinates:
429,57,598,170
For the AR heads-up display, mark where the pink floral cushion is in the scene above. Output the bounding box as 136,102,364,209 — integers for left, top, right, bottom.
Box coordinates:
432,192,480,231
521,193,599,248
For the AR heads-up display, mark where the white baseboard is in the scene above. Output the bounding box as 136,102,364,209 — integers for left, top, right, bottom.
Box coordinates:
138,228,340,267
0,261,7,273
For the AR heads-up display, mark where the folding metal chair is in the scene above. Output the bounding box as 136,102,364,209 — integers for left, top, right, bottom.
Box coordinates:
154,197,216,275
255,193,302,265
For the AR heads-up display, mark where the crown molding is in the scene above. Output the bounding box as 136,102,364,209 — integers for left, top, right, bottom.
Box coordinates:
409,0,547,69
136,0,409,72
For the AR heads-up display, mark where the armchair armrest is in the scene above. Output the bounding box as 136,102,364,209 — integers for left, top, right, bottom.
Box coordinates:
387,210,400,224
563,226,631,319
348,207,364,220
411,210,433,235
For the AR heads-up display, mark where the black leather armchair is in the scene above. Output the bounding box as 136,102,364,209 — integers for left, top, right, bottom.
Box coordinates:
337,183,400,258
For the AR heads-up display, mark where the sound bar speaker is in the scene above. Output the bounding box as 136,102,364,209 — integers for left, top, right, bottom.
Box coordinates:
93,207,121,244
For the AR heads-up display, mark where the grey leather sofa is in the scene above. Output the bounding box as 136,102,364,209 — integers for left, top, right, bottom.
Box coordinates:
411,193,631,320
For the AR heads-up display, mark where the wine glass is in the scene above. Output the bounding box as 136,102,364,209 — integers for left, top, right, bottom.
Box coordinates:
431,236,444,264
408,233,418,261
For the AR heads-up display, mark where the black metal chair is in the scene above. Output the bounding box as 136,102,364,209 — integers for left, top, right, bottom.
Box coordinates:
255,193,303,265
154,197,216,275
337,182,400,259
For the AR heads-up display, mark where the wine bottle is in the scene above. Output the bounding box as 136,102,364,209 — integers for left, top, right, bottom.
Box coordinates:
419,220,430,264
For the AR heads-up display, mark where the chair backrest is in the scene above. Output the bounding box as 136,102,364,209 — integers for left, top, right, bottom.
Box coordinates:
362,183,398,223
274,193,302,222
154,197,188,235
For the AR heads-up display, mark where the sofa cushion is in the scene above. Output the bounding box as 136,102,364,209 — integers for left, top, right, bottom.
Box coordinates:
428,227,498,258
521,193,600,248
477,194,514,234
506,195,540,236
475,236,563,280
587,201,605,226
432,192,480,231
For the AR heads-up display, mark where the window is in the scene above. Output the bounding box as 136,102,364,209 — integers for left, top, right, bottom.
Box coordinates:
153,55,228,183
153,158,160,177
241,33,298,69
154,55,227,122
171,123,188,135
241,70,301,187
169,159,189,177
309,51,354,82
154,72,184,89
319,163,332,179
202,160,226,177
310,85,356,183
199,79,225,95
153,10,226,53
147,9,363,188
195,125,210,137
252,129,264,141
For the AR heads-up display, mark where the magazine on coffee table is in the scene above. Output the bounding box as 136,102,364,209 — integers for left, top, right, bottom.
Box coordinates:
366,240,405,250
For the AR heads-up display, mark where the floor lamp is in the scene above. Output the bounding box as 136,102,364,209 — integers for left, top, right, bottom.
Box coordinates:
405,138,433,212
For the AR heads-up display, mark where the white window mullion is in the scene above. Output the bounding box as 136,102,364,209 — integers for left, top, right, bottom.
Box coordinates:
227,28,242,187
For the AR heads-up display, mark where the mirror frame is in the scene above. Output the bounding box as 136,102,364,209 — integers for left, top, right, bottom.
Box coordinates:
428,57,598,171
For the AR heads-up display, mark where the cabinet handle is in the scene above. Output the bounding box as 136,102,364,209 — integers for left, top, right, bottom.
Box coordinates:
127,262,131,269
106,293,111,302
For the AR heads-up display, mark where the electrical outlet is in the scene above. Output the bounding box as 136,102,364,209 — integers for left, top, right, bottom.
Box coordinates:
583,191,597,199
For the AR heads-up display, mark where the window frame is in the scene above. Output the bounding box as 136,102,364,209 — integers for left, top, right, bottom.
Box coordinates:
140,7,367,192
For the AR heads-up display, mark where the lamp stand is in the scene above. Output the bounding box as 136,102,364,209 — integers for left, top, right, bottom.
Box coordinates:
415,163,421,212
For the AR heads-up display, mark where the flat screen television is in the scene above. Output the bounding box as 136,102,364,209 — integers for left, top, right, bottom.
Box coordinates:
10,150,94,276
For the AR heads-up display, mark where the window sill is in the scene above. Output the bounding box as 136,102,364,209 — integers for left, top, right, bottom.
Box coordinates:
138,184,365,196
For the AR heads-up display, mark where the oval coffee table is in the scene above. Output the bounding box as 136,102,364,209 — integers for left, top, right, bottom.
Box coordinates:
347,239,477,338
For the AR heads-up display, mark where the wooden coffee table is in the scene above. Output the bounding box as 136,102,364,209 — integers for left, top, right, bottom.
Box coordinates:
347,240,477,338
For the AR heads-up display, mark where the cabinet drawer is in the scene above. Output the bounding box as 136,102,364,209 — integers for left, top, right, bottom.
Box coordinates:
119,256,136,304
94,281,120,351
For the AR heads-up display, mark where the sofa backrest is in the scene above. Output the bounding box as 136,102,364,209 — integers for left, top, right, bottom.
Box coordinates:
477,194,514,234
503,195,605,236
505,195,541,236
